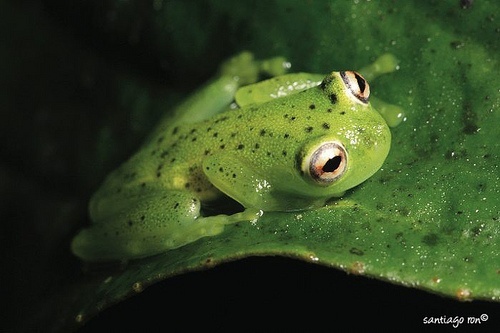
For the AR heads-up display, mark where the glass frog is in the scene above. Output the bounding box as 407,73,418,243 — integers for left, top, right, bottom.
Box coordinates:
72,51,403,262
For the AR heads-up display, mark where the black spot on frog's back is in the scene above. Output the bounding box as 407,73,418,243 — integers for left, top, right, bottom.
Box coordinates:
329,93,338,104
320,75,333,90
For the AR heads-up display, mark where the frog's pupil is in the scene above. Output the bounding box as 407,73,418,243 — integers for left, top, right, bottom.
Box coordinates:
323,156,342,173
355,73,366,93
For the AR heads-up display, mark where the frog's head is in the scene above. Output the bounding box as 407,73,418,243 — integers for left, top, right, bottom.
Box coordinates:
293,71,391,199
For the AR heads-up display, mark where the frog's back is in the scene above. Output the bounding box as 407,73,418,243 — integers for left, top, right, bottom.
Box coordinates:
92,87,317,202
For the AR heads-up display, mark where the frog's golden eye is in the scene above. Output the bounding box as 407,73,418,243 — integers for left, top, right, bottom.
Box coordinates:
304,141,347,185
340,71,370,104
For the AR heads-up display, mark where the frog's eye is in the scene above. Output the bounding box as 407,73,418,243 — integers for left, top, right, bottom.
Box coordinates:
303,141,347,185
340,71,370,104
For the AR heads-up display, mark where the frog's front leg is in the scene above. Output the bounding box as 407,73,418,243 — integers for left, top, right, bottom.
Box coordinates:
203,154,316,212
359,53,405,127
358,53,399,81
71,189,260,262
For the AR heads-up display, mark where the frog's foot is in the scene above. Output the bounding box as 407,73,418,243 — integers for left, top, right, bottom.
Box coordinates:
259,56,290,77
357,53,404,127
358,53,399,81
152,208,263,251
201,208,263,227
219,51,290,86
370,96,405,127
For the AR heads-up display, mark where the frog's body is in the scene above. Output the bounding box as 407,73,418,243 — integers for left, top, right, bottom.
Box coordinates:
72,52,402,262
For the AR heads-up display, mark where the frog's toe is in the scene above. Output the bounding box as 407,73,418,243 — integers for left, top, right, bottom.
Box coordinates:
219,51,290,86
359,53,399,81
219,51,260,85
259,56,290,77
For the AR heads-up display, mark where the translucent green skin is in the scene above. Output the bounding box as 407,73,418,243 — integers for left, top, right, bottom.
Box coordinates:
72,54,393,262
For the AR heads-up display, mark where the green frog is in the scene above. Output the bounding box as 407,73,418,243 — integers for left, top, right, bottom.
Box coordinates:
72,52,403,262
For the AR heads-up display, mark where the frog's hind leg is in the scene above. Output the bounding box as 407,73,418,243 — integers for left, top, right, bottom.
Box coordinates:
72,189,259,262
157,52,290,129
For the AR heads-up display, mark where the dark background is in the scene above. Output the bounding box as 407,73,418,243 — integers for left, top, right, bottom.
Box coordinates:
79,257,500,332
